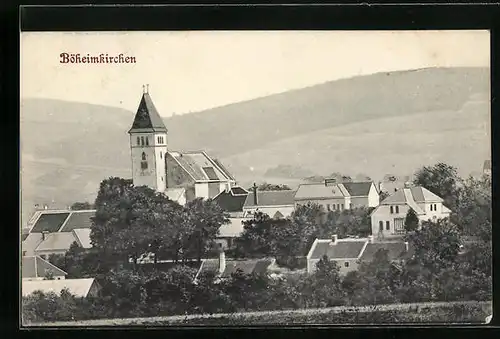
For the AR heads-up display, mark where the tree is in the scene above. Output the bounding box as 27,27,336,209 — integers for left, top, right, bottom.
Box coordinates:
404,208,419,233
413,163,459,208
70,202,94,210
308,256,344,307
249,183,292,191
90,177,183,270
183,198,229,264
405,219,462,271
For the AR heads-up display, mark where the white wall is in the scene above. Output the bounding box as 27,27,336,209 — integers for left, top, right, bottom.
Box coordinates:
368,184,380,207
130,133,167,192
307,258,360,275
195,183,210,199
371,204,411,238
295,197,348,212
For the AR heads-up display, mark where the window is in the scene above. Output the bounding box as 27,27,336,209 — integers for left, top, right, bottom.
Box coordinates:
386,221,390,230
141,152,147,161
141,136,145,146
160,151,162,159
395,206,399,214
136,136,140,145
157,136,161,144
350,203,353,209
379,221,383,231
434,204,437,211
161,176,163,181
341,204,344,210
327,204,331,211
141,161,148,170
344,262,349,268
390,206,394,214
145,137,149,146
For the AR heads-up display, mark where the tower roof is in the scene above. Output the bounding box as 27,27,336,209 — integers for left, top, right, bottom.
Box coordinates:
129,92,168,133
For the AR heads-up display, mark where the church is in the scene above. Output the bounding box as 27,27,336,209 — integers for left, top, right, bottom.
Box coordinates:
128,86,237,205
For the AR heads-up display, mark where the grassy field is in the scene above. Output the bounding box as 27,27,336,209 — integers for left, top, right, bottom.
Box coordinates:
27,301,491,327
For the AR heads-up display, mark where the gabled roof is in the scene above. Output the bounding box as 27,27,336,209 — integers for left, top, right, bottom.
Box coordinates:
30,212,71,233
309,239,366,260
22,278,97,297
128,92,167,133
59,210,95,232
213,188,248,212
22,256,67,279
168,151,234,182
359,242,409,262
72,228,92,249
382,186,444,204
35,232,78,252
218,218,245,238
342,182,374,197
22,233,43,256
294,183,346,200
244,190,296,207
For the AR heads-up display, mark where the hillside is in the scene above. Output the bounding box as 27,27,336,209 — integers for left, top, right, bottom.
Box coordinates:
20,67,490,226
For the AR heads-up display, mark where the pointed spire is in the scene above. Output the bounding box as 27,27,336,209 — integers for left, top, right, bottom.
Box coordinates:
128,88,167,134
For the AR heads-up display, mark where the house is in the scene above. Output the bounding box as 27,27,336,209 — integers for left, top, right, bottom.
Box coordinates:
23,228,92,257
194,248,274,282
306,235,367,275
294,180,379,211
26,209,95,234
243,184,296,218
370,185,451,239
128,89,237,202
21,256,67,281
306,235,411,275
213,186,249,214
22,278,101,298
215,218,247,250
483,160,491,176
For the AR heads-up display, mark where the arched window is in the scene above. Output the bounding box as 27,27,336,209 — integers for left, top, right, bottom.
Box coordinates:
390,206,394,214
379,221,383,231
142,152,147,161
136,136,140,145
141,136,145,146
386,221,390,230
145,137,149,146
160,151,162,159
395,206,399,213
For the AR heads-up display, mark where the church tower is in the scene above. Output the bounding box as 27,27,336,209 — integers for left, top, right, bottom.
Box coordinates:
128,85,168,192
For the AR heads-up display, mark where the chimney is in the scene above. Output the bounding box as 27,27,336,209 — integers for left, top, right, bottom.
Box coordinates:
404,241,409,252
44,205,48,210
404,182,412,189
331,234,338,244
253,183,258,205
218,246,226,275
368,235,374,243
42,231,48,241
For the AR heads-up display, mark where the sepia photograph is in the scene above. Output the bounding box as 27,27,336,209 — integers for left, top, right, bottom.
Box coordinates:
20,30,492,326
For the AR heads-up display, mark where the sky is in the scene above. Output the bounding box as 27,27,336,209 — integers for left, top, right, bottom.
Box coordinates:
21,30,489,117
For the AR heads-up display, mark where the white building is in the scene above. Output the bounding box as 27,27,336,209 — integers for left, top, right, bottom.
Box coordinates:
294,180,379,211
128,88,236,203
370,185,451,239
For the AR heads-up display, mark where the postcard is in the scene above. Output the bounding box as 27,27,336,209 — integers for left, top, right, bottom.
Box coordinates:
20,30,492,326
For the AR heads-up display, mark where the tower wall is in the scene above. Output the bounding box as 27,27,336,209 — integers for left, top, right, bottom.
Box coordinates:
130,132,167,192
